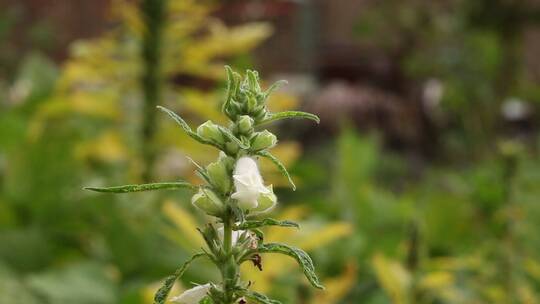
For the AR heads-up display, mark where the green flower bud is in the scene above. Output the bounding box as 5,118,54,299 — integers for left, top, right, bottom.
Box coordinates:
236,115,254,135
197,120,224,144
206,157,233,193
250,130,277,151
252,185,277,214
218,151,235,171
253,106,267,121
225,141,240,155
231,101,243,115
247,95,258,113
191,188,224,217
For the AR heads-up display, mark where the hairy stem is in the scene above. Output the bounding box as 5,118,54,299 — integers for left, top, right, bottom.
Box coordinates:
221,213,235,304
223,215,233,254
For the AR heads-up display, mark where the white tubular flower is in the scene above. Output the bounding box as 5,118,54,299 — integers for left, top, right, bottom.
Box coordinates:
170,284,211,304
231,157,270,210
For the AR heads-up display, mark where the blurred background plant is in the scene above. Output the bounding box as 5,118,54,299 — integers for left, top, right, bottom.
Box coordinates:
1,0,540,303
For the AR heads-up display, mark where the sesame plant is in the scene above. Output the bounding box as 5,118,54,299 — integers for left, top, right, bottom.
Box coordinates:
85,67,322,304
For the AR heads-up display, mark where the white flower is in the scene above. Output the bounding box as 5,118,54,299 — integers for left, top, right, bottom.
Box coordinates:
170,284,211,304
231,157,270,210
217,226,258,248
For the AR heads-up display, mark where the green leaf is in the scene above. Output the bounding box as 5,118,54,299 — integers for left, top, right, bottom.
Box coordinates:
262,80,287,101
256,111,320,126
197,224,221,255
218,126,248,149
246,70,261,92
222,65,235,113
223,66,242,119
257,243,324,289
256,151,296,190
186,157,213,185
157,106,223,150
154,253,207,304
235,219,299,230
84,181,195,193
242,290,282,304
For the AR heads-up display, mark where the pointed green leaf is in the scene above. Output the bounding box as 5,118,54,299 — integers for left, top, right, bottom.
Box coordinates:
223,65,235,113
234,219,299,230
246,70,261,92
262,80,287,100
256,111,320,126
218,126,248,149
256,151,296,190
197,224,222,255
256,243,324,289
154,253,208,304
157,106,223,150
186,157,213,185
84,181,195,193
242,290,282,304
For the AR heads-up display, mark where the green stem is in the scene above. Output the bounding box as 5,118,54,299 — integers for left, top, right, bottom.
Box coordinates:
221,211,235,304
140,0,166,182
223,214,233,254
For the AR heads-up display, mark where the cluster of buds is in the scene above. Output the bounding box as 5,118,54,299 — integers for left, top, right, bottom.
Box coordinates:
222,69,281,123
86,67,321,304
195,69,283,157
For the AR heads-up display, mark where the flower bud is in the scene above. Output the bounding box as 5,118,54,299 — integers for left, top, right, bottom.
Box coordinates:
191,188,224,217
225,141,240,155
236,115,254,135
206,158,232,194
218,151,235,171
250,130,277,151
252,106,267,121
246,95,258,113
197,121,224,144
230,101,243,116
252,185,277,214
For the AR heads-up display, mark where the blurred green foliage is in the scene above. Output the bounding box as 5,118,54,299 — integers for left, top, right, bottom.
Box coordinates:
290,128,540,303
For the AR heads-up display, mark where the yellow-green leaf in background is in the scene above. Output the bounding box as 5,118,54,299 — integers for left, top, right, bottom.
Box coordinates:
372,254,411,304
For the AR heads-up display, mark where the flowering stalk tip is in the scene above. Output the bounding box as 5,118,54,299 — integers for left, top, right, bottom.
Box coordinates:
85,67,322,304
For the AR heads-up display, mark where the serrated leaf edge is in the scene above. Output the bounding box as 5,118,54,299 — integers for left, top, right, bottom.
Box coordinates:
234,219,299,230
256,151,296,190
256,243,324,289
84,181,195,193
